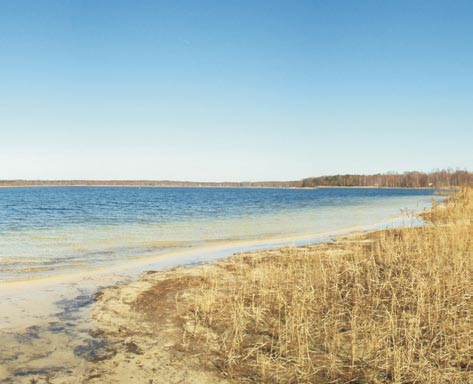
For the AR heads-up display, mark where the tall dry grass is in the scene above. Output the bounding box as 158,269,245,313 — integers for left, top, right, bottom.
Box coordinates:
184,188,472,383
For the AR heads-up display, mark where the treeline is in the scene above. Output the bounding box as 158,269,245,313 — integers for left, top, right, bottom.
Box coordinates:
0,179,299,188
1,170,472,188
301,170,473,188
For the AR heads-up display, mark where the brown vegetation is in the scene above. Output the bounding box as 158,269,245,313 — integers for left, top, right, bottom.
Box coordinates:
176,189,472,383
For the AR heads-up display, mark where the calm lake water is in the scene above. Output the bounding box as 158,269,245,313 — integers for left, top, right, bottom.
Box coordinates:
0,187,440,281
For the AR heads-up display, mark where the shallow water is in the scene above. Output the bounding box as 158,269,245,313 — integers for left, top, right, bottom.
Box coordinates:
0,187,439,282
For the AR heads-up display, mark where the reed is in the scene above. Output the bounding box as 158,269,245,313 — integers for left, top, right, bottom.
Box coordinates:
183,188,472,383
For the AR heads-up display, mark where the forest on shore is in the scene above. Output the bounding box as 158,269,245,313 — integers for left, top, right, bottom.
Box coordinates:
300,169,473,188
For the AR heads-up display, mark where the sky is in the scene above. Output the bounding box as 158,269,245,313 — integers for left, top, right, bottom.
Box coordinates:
1,0,472,181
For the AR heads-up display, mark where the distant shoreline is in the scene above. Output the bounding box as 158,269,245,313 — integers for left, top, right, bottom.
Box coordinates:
0,180,299,188
1,169,470,189
0,180,434,189
0,183,436,190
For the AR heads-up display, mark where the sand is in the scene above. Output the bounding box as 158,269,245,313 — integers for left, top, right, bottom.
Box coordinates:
0,262,230,383
85,266,230,383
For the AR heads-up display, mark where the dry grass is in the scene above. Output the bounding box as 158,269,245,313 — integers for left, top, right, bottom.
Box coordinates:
181,188,472,383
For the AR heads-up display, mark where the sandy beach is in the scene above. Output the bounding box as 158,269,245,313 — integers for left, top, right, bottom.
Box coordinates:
2,234,366,383
82,237,368,384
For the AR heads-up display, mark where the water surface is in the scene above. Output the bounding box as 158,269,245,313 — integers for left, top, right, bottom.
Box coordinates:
0,187,439,282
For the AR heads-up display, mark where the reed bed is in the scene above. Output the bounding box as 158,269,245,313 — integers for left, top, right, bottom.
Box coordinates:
183,189,472,383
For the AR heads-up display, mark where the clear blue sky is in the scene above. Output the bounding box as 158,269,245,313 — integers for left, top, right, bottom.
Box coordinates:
1,1,472,181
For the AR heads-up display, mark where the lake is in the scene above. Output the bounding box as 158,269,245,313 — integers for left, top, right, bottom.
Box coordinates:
0,187,440,282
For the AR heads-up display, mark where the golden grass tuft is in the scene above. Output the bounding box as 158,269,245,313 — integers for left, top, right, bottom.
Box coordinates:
183,188,473,383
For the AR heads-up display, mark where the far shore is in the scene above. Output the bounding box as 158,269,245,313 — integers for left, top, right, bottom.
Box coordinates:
2,169,469,189
0,182,437,190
